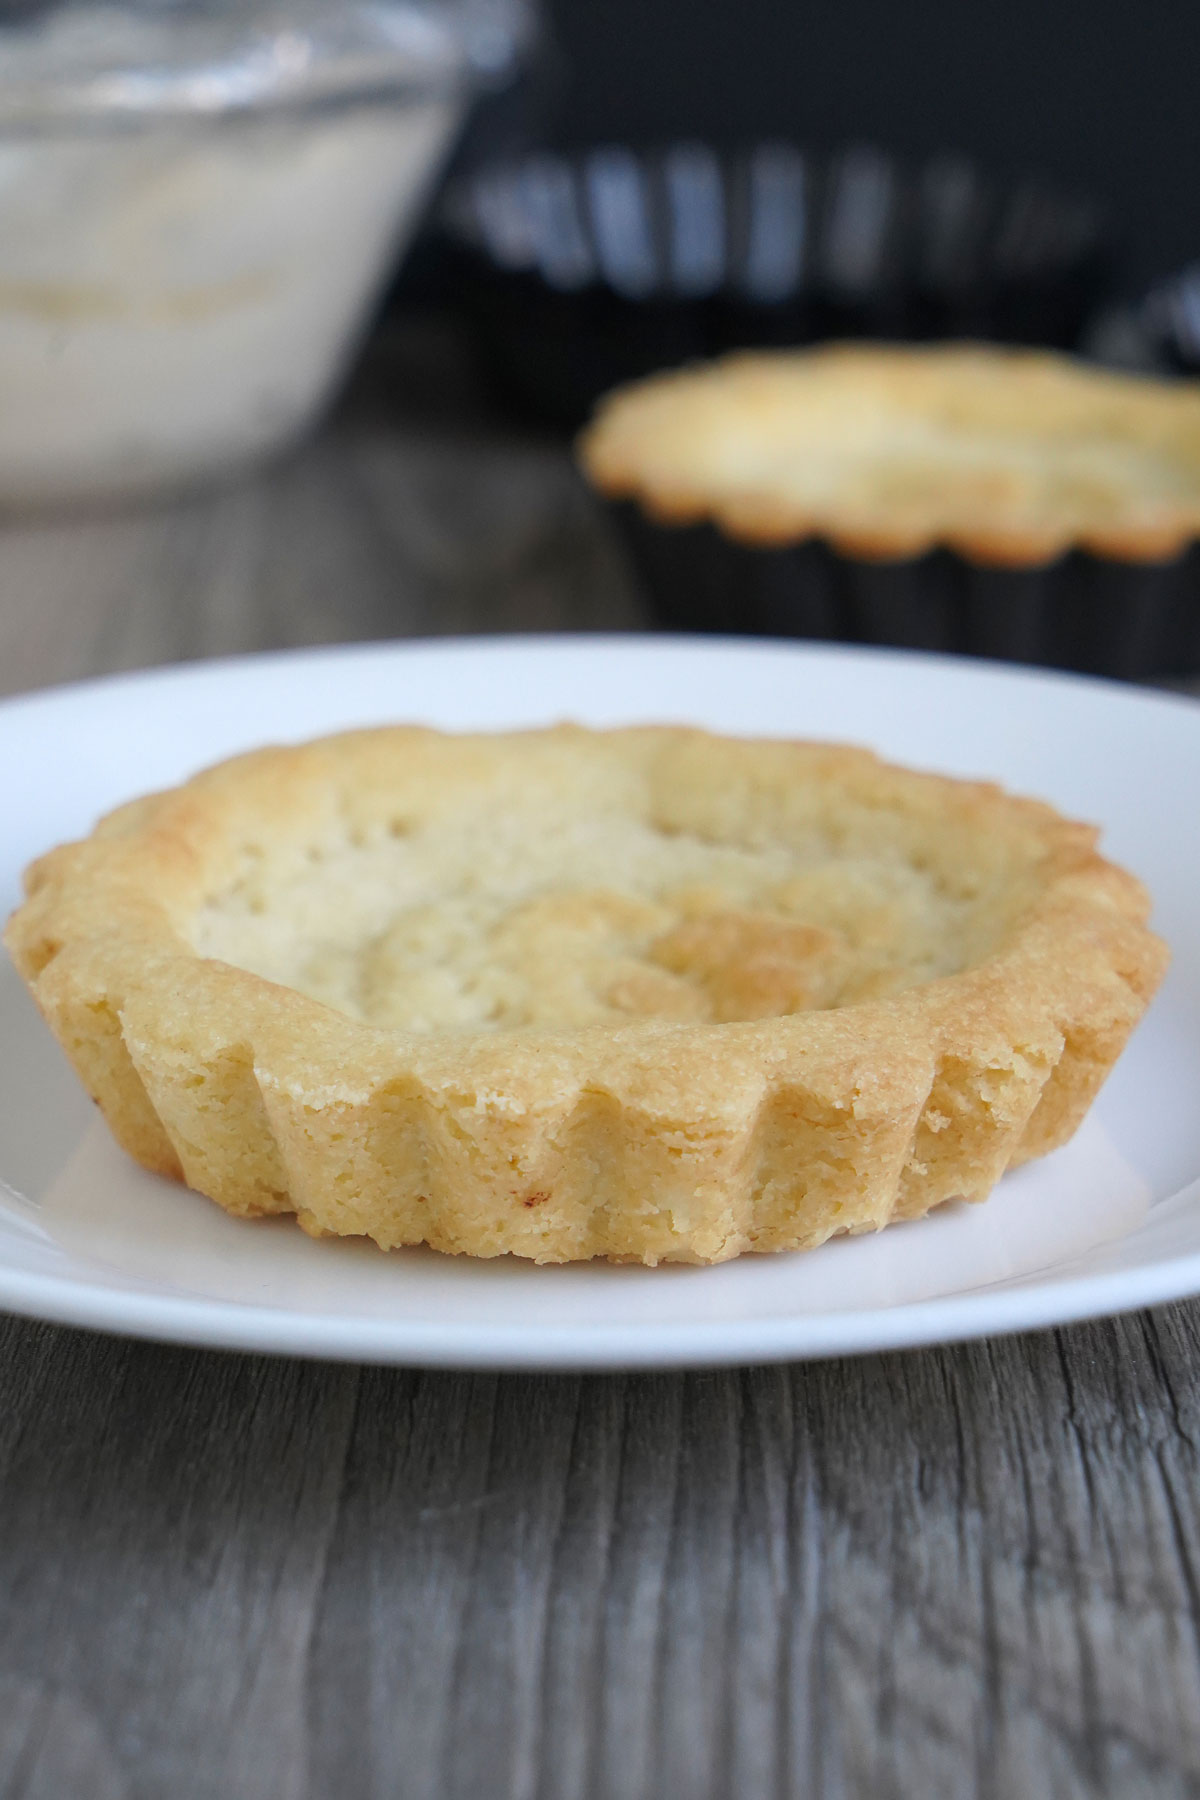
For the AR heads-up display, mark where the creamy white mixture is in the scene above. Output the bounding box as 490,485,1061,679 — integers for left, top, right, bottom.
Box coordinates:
0,94,459,503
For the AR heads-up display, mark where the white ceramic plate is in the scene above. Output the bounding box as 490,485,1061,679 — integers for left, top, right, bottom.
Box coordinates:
2,636,1199,1369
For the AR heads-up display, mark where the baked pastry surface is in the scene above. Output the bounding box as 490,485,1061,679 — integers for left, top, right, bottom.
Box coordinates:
578,344,1200,566
4,726,1166,1263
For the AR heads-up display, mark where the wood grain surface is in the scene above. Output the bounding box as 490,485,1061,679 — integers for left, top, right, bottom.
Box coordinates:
1,324,1198,1800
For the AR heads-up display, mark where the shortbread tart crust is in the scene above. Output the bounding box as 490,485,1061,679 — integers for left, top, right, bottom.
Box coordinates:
578,344,1200,567
4,726,1166,1264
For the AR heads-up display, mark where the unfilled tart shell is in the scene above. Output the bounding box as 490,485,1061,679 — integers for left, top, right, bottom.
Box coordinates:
578,344,1200,568
3,725,1167,1264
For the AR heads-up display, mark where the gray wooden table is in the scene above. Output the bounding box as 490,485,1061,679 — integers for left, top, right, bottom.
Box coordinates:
2,324,1199,1800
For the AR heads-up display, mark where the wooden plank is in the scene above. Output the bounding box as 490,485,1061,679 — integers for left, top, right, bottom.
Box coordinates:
0,1316,1199,1796
0,345,645,704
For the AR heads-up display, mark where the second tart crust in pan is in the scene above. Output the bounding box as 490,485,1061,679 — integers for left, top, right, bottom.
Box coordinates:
578,344,1200,568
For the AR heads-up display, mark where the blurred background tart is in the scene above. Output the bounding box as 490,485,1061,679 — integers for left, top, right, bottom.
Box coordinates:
577,341,1200,679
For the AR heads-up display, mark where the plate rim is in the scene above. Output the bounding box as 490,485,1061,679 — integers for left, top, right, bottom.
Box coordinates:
5,626,1200,714
1,1236,1200,1367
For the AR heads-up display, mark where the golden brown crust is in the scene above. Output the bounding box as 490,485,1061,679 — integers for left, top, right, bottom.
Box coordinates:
577,344,1200,568
3,725,1167,1264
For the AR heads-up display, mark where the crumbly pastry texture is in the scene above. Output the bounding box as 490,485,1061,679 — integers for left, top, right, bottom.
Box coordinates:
4,725,1166,1264
578,343,1200,567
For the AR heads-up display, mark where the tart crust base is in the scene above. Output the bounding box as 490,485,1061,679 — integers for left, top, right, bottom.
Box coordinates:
4,726,1167,1265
